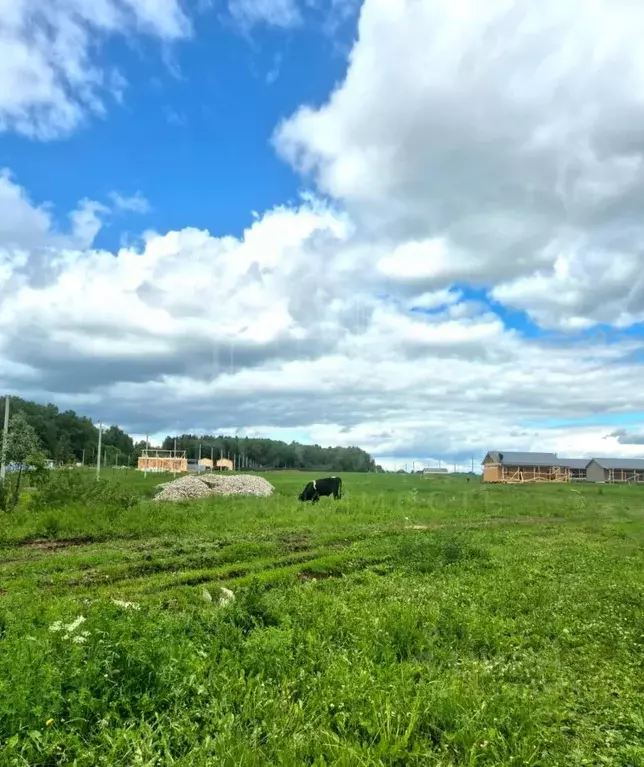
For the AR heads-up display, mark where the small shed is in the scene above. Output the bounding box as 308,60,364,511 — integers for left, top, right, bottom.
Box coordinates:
216,458,233,471
586,458,644,484
482,450,567,483
199,458,213,469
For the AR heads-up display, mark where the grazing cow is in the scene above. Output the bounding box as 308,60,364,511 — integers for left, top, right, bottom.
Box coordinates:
298,476,342,503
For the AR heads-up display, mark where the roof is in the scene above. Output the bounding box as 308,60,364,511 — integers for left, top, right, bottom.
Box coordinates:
557,458,591,470
589,457,644,470
484,451,559,467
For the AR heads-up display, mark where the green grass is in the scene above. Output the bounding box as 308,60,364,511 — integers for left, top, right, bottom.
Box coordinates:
1,470,643,765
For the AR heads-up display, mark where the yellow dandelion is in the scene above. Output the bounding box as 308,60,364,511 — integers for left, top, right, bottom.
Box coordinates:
46,718,54,727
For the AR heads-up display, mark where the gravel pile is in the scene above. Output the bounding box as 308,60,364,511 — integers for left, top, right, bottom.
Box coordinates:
153,473,275,502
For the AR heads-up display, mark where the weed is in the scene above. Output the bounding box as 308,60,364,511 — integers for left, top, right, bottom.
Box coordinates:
0,470,642,765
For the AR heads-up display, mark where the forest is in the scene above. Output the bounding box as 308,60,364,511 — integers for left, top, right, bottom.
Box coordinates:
1,396,377,472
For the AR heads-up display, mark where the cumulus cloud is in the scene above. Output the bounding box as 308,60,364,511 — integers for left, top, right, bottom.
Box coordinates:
0,0,191,139
275,0,644,329
608,429,644,446
4,0,644,465
3,170,644,466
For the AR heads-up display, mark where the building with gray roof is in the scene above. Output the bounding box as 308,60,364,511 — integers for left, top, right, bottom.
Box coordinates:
482,450,567,483
483,450,644,483
586,458,644,483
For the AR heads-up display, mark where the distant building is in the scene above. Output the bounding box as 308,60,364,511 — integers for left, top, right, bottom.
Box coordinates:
138,448,187,473
482,450,644,483
557,458,590,481
585,458,644,484
216,458,234,471
422,467,449,474
481,451,568,483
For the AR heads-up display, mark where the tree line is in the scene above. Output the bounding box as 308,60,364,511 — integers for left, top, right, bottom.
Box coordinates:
161,435,377,473
0,396,377,472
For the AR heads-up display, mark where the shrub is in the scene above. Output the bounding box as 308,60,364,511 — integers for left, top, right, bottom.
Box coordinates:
29,471,140,514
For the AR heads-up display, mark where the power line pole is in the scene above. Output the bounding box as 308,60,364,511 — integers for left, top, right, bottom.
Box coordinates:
0,395,10,484
96,420,103,481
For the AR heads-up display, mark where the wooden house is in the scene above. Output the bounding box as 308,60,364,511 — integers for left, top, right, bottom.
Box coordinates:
482,450,569,483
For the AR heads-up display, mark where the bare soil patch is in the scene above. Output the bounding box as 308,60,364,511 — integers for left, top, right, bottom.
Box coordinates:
21,536,95,551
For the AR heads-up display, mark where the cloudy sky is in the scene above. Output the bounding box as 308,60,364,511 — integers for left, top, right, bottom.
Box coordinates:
2,0,644,470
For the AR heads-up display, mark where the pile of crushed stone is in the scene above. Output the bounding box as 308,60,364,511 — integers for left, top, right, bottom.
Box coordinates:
152,473,275,502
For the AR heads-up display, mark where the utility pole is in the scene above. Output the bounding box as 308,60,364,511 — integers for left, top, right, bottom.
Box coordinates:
96,420,103,481
81,448,85,467
0,395,10,485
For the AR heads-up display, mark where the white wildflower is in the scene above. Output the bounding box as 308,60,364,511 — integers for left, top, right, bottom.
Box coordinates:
202,588,213,603
65,615,86,633
111,598,140,611
219,587,235,606
49,621,64,633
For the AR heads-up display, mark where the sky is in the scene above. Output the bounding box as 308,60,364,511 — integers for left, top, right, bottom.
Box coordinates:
2,0,644,471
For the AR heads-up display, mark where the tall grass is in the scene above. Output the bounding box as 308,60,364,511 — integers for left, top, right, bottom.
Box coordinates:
0,471,643,765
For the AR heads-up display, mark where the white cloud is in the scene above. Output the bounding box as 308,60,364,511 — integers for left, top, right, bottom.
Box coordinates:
4,0,644,464
0,0,191,139
275,0,644,328
228,0,302,29
0,169,53,249
3,172,644,466
109,192,151,215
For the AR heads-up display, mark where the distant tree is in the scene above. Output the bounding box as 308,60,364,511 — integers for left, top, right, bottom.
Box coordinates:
1,412,43,510
55,432,74,464
103,425,134,458
161,433,376,472
0,394,378,477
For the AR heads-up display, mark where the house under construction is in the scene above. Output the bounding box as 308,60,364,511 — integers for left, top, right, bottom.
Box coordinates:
482,451,644,484
482,451,571,483
137,448,188,473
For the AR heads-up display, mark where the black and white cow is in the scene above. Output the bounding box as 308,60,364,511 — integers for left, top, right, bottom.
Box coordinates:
298,476,342,503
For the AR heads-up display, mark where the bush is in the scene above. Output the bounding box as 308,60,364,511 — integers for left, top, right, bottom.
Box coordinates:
29,471,140,514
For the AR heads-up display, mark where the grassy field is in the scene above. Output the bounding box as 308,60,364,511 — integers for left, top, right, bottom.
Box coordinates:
0,470,643,766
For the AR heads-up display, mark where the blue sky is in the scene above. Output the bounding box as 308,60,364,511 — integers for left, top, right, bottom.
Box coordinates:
3,0,644,468
0,3,357,249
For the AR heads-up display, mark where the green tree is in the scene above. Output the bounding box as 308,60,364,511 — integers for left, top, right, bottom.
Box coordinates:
1,412,42,510
55,432,74,464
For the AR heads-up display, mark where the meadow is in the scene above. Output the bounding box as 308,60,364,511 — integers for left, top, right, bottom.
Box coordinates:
0,469,643,766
